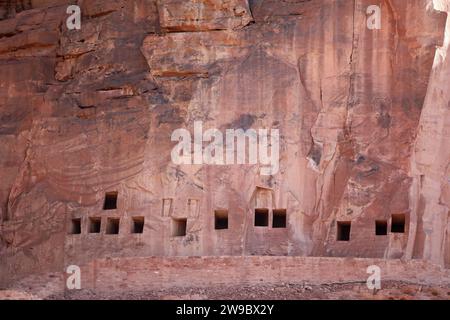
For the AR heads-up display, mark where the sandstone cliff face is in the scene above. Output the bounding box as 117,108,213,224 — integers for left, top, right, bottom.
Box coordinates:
409,0,450,267
0,0,449,285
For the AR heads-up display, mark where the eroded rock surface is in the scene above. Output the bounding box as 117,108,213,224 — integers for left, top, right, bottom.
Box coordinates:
0,0,449,286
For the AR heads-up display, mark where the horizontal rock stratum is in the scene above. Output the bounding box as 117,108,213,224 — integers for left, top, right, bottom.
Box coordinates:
0,0,449,289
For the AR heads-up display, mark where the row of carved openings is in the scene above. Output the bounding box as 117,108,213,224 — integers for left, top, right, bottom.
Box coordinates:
69,216,144,235
337,214,406,241
68,209,288,236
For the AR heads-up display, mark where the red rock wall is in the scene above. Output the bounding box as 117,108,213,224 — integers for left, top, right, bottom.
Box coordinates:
408,0,450,268
79,256,450,292
0,0,449,285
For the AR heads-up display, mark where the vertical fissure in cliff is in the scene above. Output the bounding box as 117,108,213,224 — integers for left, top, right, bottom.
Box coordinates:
345,0,358,135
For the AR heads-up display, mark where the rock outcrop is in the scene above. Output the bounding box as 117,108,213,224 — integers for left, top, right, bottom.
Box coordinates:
409,0,450,267
0,0,449,286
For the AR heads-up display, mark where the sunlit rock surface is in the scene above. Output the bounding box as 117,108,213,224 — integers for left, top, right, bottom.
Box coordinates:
0,0,449,286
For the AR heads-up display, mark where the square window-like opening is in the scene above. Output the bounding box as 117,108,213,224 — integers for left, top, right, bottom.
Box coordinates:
106,218,120,234
172,218,187,237
131,217,144,234
254,208,269,227
89,217,101,234
103,191,118,210
214,210,228,230
391,214,405,233
272,209,287,228
337,221,351,241
375,220,388,236
70,218,81,235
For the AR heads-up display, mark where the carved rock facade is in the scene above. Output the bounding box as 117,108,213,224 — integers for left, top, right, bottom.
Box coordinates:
0,0,449,285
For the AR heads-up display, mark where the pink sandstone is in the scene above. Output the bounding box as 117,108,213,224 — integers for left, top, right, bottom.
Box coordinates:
0,0,449,292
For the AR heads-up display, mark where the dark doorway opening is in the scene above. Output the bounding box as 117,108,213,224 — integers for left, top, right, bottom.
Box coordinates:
272,209,287,228
106,218,120,234
254,209,269,227
89,217,101,234
337,221,351,241
172,218,187,237
391,214,406,233
375,220,388,236
103,191,118,210
70,218,81,235
215,210,228,230
131,217,144,234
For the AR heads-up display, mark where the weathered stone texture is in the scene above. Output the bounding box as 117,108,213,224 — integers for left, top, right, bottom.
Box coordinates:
0,0,449,286
79,256,450,292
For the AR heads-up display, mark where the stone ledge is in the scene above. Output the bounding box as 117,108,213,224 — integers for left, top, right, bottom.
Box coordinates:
76,256,450,293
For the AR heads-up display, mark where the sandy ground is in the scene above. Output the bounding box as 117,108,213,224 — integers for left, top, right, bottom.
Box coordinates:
1,280,448,300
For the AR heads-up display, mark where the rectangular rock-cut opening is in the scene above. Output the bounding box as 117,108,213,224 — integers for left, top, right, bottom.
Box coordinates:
214,210,228,230
391,214,405,233
131,216,144,234
103,191,118,210
89,217,101,234
375,220,388,235
254,208,269,227
70,218,81,235
106,218,120,235
337,221,351,241
272,209,287,228
172,218,187,237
